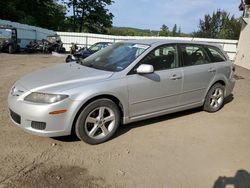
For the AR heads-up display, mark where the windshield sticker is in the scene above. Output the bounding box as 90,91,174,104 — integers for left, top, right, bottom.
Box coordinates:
133,44,150,49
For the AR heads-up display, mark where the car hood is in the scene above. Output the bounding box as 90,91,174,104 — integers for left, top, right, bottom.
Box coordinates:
18,63,114,92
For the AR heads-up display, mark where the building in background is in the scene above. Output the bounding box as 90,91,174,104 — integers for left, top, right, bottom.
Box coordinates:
235,0,250,69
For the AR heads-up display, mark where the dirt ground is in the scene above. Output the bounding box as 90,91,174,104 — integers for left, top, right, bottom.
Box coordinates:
0,53,250,188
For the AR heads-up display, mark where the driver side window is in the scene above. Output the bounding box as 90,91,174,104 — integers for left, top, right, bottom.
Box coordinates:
140,45,178,71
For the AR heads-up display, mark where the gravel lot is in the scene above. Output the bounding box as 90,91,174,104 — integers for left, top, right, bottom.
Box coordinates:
0,53,250,188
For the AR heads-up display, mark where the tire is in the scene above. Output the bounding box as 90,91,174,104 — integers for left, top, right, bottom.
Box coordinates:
65,55,72,63
203,83,225,113
75,99,120,145
8,45,14,54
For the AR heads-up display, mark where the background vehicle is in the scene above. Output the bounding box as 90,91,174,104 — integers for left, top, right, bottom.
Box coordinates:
26,35,65,53
46,35,65,53
0,25,19,53
66,42,112,63
8,40,235,145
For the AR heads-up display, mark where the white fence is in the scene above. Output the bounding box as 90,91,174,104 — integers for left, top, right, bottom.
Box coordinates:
57,31,238,60
0,19,55,48
0,19,238,60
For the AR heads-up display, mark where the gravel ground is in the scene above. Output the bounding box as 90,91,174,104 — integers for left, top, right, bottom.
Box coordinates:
0,53,250,188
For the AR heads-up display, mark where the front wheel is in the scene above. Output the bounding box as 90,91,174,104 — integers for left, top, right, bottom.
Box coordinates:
75,99,120,145
203,83,225,113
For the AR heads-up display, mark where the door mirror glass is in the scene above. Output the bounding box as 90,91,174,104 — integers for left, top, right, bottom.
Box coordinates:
136,64,154,74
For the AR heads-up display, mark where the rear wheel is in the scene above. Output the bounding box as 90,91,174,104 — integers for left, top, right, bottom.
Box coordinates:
203,83,225,113
75,99,120,145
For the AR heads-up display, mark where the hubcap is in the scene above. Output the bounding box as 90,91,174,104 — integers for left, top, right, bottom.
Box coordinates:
85,107,115,139
210,88,224,109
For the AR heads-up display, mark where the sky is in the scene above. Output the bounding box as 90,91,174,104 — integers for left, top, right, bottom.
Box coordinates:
108,0,242,33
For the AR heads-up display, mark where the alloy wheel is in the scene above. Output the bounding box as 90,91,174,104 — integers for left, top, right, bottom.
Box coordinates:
210,88,224,109
84,107,116,140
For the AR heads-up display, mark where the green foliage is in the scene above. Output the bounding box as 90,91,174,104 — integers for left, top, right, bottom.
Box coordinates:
107,26,191,37
0,0,66,30
178,27,181,36
159,24,170,36
66,0,114,33
0,2,241,39
172,24,177,37
193,9,242,40
108,27,159,36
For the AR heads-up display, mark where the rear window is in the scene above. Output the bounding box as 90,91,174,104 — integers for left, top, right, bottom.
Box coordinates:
207,47,227,62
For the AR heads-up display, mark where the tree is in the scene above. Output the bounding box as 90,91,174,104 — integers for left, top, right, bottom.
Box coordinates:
67,0,114,33
178,27,181,37
0,0,66,30
172,24,177,37
159,24,169,36
193,10,241,40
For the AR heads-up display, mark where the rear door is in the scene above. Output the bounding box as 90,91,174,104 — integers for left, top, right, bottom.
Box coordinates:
179,44,216,106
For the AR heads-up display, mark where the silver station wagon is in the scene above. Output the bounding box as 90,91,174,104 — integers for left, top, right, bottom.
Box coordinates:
8,40,235,144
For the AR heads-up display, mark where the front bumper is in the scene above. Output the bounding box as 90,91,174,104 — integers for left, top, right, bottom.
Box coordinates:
8,90,79,137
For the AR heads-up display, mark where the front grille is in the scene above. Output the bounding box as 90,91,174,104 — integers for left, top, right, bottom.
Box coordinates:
10,109,21,124
31,121,46,130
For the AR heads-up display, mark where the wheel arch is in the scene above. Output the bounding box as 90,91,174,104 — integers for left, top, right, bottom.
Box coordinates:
71,94,124,135
203,78,227,104
213,80,226,87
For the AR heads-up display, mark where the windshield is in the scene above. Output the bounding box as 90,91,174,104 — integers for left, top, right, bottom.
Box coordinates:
47,36,60,42
81,42,150,72
89,43,104,52
88,43,111,52
0,29,12,39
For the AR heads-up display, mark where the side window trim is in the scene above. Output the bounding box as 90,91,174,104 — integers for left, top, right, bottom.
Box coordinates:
127,43,179,75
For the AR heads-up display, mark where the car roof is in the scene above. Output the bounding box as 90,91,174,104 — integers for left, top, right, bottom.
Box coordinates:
123,39,218,47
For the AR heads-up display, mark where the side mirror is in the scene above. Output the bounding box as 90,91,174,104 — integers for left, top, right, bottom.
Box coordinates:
136,64,154,74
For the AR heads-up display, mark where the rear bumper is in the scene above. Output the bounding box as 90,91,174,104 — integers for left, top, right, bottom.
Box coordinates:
225,77,236,97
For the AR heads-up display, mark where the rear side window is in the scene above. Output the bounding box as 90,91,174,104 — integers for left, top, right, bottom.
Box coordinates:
206,47,227,62
180,45,210,67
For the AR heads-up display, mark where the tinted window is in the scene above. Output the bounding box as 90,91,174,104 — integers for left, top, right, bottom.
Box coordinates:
140,45,178,71
207,47,226,62
180,45,210,66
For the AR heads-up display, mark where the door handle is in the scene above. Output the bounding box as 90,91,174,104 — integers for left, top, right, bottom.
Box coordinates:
170,74,182,80
208,68,216,73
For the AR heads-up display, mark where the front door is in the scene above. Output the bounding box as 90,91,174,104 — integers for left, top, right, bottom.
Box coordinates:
127,44,183,118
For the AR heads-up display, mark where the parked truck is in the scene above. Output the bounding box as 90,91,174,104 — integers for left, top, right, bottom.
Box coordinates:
0,25,19,53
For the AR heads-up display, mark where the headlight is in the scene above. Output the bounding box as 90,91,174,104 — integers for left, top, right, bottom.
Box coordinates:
24,92,68,104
